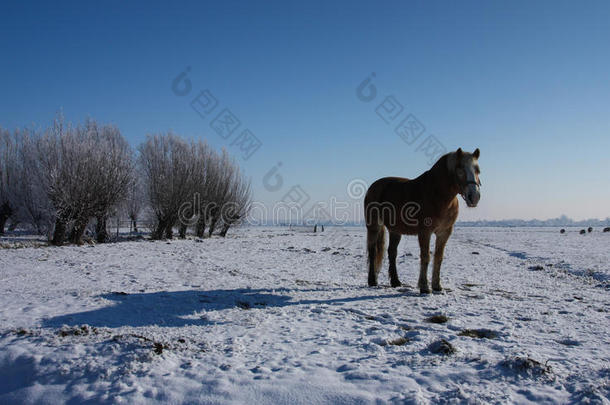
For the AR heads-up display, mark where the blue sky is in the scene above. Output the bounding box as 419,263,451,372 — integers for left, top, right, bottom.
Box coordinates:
1,0,609,220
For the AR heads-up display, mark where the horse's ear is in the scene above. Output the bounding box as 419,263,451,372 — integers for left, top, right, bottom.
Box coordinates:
456,148,463,159
473,148,480,159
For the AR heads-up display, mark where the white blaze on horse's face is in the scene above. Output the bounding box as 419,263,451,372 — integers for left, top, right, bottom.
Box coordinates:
462,156,481,207
452,148,481,208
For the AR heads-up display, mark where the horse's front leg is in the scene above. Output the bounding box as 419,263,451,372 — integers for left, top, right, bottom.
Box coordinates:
388,232,402,287
417,232,432,294
432,228,452,292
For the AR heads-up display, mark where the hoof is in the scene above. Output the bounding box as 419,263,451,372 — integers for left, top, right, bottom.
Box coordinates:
368,280,378,287
391,280,402,288
432,285,442,292
419,286,431,294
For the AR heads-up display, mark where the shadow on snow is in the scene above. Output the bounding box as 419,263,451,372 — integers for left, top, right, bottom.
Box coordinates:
43,287,407,328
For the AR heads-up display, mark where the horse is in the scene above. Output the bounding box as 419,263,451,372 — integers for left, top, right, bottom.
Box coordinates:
364,148,481,294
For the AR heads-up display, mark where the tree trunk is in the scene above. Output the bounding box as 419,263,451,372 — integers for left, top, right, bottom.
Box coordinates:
96,215,108,243
178,223,187,239
152,219,166,240
35,221,45,236
52,217,67,246
0,215,8,235
208,208,220,237
219,223,230,237
164,221,174,239
70,217,89,245
208,217,218,237
131,218,138,233
8,221,19,231
195,216,206,238
0,202,12,235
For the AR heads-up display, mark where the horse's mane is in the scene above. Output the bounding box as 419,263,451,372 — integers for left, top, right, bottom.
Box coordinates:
429,151,456,179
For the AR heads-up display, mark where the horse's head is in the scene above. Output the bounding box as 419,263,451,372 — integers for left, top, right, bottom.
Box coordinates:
450,148,481,207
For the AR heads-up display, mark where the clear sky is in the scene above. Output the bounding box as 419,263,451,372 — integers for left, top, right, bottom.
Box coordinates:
1,0,609,221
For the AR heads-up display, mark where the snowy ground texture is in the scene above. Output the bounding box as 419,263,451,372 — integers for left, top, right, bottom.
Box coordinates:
0,226,609,404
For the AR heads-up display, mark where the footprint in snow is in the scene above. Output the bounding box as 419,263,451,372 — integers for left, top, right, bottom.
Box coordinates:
337,363,358,372
557,338,580,346
458,329,499,339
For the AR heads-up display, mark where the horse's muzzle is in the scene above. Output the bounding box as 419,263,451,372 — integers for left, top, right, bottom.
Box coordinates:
462,185,480,207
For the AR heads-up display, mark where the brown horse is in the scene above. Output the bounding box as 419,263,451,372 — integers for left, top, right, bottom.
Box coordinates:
364,148,481,293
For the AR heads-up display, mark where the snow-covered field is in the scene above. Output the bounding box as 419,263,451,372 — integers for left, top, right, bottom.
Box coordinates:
0,226,608,404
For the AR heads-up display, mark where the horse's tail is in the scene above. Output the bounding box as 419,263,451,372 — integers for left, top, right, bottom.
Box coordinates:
367,226,385,284
374,228,385,271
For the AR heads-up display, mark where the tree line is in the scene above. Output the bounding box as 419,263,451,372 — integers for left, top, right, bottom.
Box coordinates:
0,116,252,244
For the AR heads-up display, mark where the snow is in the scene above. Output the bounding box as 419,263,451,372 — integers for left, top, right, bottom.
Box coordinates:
0,226,608,404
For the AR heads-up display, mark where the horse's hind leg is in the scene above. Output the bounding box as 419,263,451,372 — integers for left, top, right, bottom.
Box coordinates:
417,231,432,294
367,226,384,287
432,228,452,292
388,232,402,287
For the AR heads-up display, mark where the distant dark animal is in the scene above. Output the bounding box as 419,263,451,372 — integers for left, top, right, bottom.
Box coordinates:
580,229,586,235
365,148,481,293
587,227,593,233
560,229,565,234
604,227,610,233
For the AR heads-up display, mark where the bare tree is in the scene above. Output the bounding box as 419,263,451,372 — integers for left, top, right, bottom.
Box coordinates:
125,177,144,233
35,117,80,244
86,121,134,243
219,166,252,237
206,149,236,237
35,117,133,245
0,128,19,234
6,117,250,243
138,133,196,240
198,148,252,238
176,140,209,239
15,128,54,235
191,140,216,238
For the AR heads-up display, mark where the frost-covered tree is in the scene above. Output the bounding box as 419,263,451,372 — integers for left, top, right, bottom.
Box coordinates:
190,140,216,238
36,117,133,245
85,121,134,243
125,177,144,233
193,149,252,238
35,118,80,244
138,133,196,240
4,118,249,242
219,167,252,237
15,128,54,235
205,149,235,237
176,140,209,239
0,128,20,234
